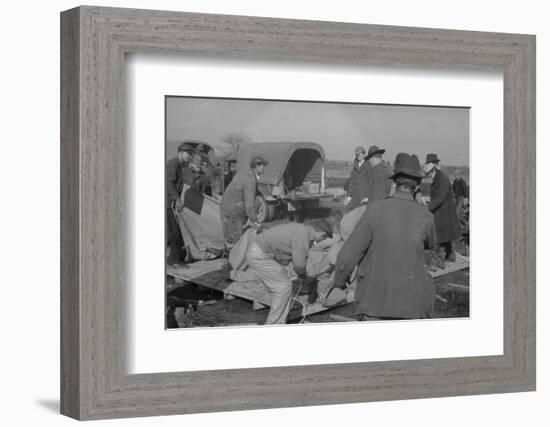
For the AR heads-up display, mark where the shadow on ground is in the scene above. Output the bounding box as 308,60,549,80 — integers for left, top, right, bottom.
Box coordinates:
35,399,59,414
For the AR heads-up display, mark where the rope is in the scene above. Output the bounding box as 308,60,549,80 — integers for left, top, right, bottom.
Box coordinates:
289,281,308,324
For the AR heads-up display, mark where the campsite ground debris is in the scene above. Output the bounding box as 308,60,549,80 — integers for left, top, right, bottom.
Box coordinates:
167,197,470,328
167,264,469,328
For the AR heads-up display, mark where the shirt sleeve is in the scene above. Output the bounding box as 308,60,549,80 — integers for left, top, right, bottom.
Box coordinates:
244,176,258,221
291,230,310,277
166,160,180,202
333,208,374,287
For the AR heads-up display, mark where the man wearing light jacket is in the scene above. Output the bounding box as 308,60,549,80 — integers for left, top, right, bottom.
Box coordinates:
220,156,267,245
247,220,333,324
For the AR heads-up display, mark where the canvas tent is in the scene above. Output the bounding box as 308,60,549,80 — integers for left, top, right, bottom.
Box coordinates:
174,185,226,261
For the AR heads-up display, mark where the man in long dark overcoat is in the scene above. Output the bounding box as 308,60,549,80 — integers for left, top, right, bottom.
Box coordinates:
424,154,462,261
166,143,190,266
220,156,267,245
334,153,436,319
344,146,371,211
365,145,392,202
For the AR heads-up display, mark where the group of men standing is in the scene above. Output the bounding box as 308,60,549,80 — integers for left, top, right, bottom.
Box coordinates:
344,146,463,263
335,148,464,320
344,145,393,211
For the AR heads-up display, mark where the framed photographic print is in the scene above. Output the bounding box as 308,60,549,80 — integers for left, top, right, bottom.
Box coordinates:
61,6,535,420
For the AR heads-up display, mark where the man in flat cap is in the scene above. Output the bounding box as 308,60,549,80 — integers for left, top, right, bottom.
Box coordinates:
166,143,191,266
344,146,371,211
247,219,333,324
220,156,268,245
334,153,436,319
365,145,392,202
423,154,462,261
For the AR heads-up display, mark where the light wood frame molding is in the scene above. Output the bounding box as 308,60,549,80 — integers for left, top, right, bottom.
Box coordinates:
61,6,536,420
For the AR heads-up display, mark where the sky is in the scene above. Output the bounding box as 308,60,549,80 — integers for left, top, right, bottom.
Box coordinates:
166,96,469,166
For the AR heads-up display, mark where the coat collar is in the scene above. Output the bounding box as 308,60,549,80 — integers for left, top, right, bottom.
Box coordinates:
390,189,415,202
247,170,259,182
354,159,369,171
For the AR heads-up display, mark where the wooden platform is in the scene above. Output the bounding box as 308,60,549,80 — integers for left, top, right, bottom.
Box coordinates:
167,259,351,317
430,253,469,278
166,253,469,319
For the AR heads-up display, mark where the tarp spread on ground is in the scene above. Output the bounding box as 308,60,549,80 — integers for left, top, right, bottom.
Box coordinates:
175,185,226,261
227,226,349,306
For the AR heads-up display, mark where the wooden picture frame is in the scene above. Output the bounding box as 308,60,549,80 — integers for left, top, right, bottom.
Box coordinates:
60,6,536,420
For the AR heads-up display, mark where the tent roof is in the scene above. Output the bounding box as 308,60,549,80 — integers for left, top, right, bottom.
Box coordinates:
236,142,325,185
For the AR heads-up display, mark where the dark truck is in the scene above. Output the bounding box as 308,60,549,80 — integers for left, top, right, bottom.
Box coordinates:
236,142,330,222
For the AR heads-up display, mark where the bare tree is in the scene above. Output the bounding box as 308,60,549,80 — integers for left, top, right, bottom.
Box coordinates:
222,132,251,155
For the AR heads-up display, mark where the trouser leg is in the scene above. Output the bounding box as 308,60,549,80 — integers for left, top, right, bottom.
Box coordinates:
440,241,454,260
247,242,293,325
167,208,183,264
222,214,245,245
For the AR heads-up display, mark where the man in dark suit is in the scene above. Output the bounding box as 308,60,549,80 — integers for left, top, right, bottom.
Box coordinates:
166,143,190,266
344,146,371,212
423,154,462,261
334,153,436,319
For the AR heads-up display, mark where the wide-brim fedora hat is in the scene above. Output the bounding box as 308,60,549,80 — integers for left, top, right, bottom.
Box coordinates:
425,153,440,164
365,145,386,160
391,153,423,179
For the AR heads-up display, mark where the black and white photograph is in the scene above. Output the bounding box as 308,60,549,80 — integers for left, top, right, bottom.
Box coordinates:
165,96,470,328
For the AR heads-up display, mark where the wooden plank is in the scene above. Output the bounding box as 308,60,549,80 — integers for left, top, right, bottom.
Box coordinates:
438,282,470,292
329,314,357,322
166,258,228,282
166,253,469,320
429,253,469,278
224,280,272,306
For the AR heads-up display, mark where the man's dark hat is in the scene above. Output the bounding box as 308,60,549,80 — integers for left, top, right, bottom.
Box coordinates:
391,153,423,179
365,145,386,160
425,153,440,164
250,156,268,169
177,142,191,153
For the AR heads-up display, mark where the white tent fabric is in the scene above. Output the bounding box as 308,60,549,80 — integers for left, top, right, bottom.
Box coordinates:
175,186,226,261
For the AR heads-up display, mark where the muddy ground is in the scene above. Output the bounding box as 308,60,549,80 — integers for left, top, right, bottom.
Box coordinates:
167,240,469,329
